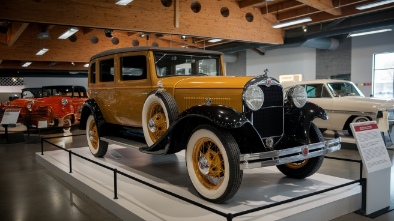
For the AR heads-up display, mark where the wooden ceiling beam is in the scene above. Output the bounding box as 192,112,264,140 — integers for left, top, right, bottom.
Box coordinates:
7,22,29,47
297,0,342,16
280,2,394,29
239,0,265,8
0,0,283,45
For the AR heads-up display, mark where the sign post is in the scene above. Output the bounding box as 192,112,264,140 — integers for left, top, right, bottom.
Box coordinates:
351,121,392,215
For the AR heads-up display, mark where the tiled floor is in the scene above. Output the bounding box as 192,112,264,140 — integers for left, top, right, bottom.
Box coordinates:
0,128,393,221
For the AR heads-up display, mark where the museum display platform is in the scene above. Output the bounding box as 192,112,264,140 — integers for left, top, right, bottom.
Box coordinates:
36,144,362,221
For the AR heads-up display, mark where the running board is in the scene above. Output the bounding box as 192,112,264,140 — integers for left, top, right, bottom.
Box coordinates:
100,136,147,150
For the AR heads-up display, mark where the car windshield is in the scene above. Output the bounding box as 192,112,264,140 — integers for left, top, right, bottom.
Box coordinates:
41,86,86,97
154,52,221,77
327,82,364,97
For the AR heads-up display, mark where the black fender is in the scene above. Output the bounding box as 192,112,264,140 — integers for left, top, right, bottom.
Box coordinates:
141,104,266,155
79,99,107,136
278,101,327,148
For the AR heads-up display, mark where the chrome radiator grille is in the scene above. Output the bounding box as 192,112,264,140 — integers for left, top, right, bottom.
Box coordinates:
252,85,284,138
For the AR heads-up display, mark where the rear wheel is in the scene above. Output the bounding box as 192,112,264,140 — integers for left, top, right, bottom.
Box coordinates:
186,125,242,203
276,123,324,179
86,115,108,157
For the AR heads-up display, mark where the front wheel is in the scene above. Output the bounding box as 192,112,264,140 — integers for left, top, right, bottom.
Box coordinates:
63,118,72,133
86,115,108,157
186,125,243,203
347,116,369,136
276,123,324,179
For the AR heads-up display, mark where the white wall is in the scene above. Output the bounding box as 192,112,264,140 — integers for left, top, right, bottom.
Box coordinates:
246,47,316,80
351,31,394,96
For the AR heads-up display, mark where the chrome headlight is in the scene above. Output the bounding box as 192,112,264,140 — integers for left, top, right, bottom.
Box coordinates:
26,101,33,111
61,98,68,106
288,85,307,108
243,85,264,111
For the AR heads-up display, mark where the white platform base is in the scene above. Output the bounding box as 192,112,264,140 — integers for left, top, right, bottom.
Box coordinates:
36,145,362,221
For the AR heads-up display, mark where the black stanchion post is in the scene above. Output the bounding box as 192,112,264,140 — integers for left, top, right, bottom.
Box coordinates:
359,161,363,183
361,178,367,214
114,169,118,199
69,151,72,173
41,137,44,155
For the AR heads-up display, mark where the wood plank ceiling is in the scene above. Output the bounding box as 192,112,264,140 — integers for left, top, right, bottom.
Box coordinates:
0,0,393,72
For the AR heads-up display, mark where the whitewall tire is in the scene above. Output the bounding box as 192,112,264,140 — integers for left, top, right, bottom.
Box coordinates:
186,125,242,203
86,115,108,157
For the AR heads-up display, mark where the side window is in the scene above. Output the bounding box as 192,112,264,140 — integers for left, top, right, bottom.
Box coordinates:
305,85,317,98
306,84,330,98
90,62,96,83
100,59,115,82
121,55,147,81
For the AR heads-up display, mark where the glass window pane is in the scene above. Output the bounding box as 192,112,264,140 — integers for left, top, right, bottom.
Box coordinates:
374,53,394,69
374,69,394,98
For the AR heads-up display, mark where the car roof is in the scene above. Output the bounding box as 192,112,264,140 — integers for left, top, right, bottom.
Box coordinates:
90,46,223,61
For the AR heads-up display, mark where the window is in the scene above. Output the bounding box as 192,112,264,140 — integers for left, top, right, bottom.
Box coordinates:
305,84,330,98
327,82,363,97
100,59,114,82
154,52,221,77
373,52,394,98
121,56,147,80
90,62,96,83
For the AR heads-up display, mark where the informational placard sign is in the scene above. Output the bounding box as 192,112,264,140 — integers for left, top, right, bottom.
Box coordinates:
37,120,48,128
351,121,391,173
0,108,21,125
351,121,391,215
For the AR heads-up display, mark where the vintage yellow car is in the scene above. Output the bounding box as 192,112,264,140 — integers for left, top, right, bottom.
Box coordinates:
79,47,341,203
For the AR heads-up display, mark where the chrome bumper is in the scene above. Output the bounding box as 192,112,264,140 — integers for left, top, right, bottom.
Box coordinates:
240,137,341,170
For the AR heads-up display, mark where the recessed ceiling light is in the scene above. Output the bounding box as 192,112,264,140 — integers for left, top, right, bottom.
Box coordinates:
36,48,49,55
58,27,79,39
349,28,392,37
356,0,394,10
116,0,134,5
272,17,312,28
22,62,32,67
84,63,89,67
208,39,223,43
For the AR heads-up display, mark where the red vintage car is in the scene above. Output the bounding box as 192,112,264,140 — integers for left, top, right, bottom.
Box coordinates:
0,85,87,132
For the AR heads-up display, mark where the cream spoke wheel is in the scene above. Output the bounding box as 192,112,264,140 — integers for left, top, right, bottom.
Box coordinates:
186,125,242,203
86,115,108,157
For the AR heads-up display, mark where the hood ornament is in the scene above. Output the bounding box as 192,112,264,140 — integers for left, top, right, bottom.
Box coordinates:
205,98,212,105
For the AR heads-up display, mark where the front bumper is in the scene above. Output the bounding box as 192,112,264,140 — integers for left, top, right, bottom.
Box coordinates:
240,137,341,170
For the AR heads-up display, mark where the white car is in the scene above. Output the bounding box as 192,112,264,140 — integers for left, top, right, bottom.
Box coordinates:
283,79,394,136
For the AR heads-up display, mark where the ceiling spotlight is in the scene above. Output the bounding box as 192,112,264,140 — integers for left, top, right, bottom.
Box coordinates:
302,25,307,32
84,63,89,68
181,35,187,41
71,62,75,66
104,29,113,38
140,32,145,38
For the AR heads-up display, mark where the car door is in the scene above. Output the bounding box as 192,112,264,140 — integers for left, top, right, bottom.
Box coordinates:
115,52,152,127
304,84,333,129
92,56,119,124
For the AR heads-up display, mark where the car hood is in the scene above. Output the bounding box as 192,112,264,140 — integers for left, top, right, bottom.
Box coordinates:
160,76,255,89
335,96,394,110
2,98,34,107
